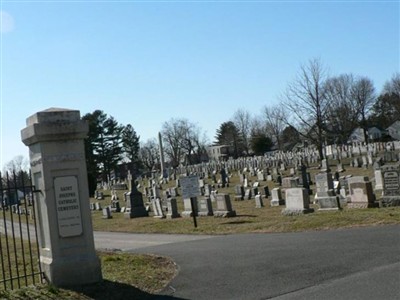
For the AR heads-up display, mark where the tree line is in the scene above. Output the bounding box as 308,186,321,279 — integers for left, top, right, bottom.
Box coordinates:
80,59,398,196
2,59,399,195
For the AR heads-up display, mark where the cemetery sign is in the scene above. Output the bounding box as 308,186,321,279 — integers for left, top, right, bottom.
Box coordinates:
54,176,83,237
180,175,200,199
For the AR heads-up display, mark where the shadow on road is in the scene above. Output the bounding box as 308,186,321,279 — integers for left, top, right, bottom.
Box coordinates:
69,280,187,300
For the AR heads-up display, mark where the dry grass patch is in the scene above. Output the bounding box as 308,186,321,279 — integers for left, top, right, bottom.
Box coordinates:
91,201,400,235
0,251,177,300
91,158,400,234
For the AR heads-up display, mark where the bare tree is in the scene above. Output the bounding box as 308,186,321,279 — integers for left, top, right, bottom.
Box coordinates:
351,76,376,143
139,138,159,172
282,58,329,160
161,119,186,168
249,115,265,141
2,155,30,188
161,118,207,167
232,108,252,155
383,73,400,96
2,155,29,174
188,126,209,164
263,105,287,150
324,74,359,143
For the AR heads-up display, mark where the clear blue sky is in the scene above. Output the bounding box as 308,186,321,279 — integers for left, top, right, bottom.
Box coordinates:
0,0,399,168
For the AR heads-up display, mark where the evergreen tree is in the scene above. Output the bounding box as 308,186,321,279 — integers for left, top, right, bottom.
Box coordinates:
250,131,273,155
83,110,124,194
101,116,124,180
215,121,243,158
122,124,141,172
82,110,106,196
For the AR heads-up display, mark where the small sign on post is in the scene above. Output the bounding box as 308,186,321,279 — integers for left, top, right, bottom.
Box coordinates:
180,175,200,228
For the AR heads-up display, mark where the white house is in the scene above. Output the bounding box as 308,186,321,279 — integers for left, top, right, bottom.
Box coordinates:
206,145,231,161
348,127,384,143
387,121,400,140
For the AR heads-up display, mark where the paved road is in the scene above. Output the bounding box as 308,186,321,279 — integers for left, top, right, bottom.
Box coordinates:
0,219,37,240
95,225,400,300
94,231,217,251
6,222,399,299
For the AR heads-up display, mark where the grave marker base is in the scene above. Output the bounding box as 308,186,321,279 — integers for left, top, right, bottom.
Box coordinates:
347,202,379,209
381,197,400,207
214,210,237,218
317,196,341,211
270,199,285,207
281,208,314,215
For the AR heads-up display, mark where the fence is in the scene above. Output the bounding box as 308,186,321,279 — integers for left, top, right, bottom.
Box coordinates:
0,171,44,290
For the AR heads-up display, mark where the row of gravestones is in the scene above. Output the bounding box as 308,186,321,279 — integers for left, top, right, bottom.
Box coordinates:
279,174,379,215
7,204,32,216
170,142,399,179
94,172,397,221
97,146,398,204
94,141,400,191
95,195,239,220
94,162,400,221
233,184,270,201
278,163,400,214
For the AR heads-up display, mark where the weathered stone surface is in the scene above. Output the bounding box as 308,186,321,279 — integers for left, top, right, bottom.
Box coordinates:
348,179,377,209
282,188,314,215
182,198,198,217
271,187,284,207
214,194,236,217
21,108,102,287
317,196,341,211
381,163,400,207
198,197,214,216
166,198,180,219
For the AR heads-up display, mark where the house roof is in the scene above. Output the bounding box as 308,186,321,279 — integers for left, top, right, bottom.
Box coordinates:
387,120,400,131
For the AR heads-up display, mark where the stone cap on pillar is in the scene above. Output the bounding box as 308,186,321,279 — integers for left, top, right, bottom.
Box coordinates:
21,107,88,146
26,108,81,125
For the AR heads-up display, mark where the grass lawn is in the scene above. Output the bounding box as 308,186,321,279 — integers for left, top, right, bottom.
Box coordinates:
0,250,177,300
91,158,400,234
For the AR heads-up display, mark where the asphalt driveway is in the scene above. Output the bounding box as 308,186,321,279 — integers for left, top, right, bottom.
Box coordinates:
95,225,400,300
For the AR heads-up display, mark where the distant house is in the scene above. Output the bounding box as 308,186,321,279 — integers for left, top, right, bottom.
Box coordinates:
368,127,385,141
348,128,365,143
206,145,231,161
387,121,400,140
348,127,385,143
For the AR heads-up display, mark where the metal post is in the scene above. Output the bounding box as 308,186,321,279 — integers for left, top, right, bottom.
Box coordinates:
190,197,197,228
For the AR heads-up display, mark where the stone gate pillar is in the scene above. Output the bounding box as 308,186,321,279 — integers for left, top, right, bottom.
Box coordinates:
21,108,102,287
